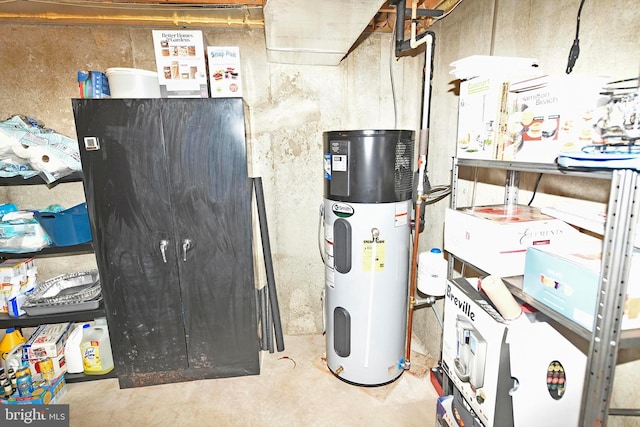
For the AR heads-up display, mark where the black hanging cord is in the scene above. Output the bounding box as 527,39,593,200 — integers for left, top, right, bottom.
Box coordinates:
566,0,587,74
528,173,543,206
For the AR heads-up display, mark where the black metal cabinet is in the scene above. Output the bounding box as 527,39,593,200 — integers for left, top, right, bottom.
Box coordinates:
71,98,260,388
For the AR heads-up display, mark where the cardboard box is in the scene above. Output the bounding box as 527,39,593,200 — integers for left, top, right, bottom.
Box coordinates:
456,76,507,160
27,353,67,383
523,239,640,330
0,258,36,314
152,30,208,98
500,75,610,163
436,394,484,427
444,205,581,277
23,323,72,360
507,321,586,427
0,374,66,405
442,278,514,427
0,258,34,283
77,71,111,99
207,46,243,98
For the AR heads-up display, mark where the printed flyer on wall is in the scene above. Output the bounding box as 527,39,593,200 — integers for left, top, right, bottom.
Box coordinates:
152,30,208,98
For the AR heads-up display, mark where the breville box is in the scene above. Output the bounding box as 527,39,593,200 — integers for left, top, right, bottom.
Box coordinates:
442,278,513,427
500,74,609,163
523,237,640,331
23,322,72,360
444,205,581,277
152,30,208,98
207,46,243,98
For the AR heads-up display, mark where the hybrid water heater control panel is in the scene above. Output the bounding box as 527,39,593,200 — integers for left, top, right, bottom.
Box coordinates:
325,139,350,198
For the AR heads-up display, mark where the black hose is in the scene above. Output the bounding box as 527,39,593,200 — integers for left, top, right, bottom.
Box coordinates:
253,177,285,352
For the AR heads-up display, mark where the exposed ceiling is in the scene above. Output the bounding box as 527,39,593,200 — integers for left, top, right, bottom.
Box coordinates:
0,1,457,65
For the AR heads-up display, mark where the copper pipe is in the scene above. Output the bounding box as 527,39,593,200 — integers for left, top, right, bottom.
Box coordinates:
405,195,424,366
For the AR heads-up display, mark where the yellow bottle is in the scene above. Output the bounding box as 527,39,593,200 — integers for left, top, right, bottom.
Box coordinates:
80,324,114,375
1,328,26,373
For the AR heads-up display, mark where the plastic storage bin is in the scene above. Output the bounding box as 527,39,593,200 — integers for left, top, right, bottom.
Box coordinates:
106,67,161,98
34,203,92,246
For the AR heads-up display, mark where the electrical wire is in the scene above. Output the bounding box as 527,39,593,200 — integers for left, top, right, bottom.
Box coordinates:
431,303,444,330
317,203,325,264
425,185,452,205
527,173,543,206
566,0,587,74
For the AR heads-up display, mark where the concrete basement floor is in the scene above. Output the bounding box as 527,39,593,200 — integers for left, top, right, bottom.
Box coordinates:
59,334,439,427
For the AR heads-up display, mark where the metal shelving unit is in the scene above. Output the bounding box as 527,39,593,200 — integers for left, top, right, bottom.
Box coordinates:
448,156,640,426
0,173,111,383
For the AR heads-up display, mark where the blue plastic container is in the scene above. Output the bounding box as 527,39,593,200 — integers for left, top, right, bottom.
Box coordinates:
35,203,92,246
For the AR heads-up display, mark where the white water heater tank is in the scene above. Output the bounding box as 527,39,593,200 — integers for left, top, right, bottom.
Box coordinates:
323,129,414,386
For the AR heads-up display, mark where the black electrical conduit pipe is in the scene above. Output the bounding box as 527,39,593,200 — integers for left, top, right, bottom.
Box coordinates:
253,177,285,353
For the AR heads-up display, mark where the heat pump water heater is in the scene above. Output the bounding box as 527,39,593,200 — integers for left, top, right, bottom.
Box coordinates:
323,129,414,386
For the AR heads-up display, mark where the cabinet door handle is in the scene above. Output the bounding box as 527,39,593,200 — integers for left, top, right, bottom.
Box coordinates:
182,239,192,262
159,239,169,263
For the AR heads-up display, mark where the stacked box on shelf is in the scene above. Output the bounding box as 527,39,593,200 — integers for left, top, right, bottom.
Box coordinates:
456,76,509,160
443,278,588,427
507,320,586,427
436,394,484,427
0,374,66,405
22,322,71,382
451,55,541,162
442,278,513,426
502,74,610,163
444,205,582,277
523,236,640,331
0,258,36,316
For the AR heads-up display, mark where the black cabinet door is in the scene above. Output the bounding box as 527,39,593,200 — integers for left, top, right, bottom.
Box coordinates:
73,99,187,374
162,98,259,371
72,99,259,381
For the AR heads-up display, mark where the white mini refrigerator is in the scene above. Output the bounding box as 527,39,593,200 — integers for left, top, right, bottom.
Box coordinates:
323,129,414,386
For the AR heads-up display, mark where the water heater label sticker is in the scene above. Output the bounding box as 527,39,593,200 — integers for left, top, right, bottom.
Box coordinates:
362,240,385,272
395,204,409,227
332,154,348,172
324,153,332,179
